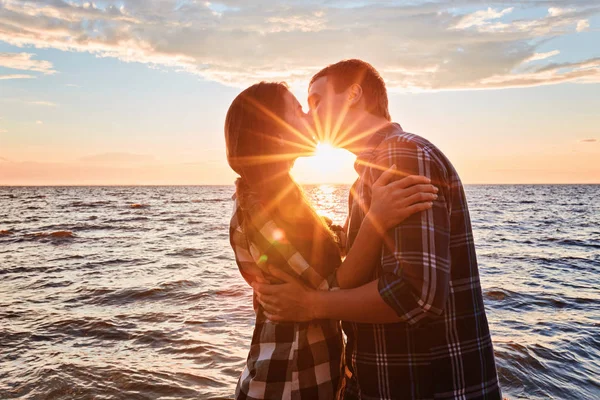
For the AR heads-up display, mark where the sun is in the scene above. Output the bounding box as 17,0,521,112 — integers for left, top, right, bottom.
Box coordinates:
290,142,357,184
314,142,340,162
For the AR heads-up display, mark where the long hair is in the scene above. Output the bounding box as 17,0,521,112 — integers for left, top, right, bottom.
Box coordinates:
225,82,291,189
225,82,340,264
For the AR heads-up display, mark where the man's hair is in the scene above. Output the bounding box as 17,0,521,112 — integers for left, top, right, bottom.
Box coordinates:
310,59,391,121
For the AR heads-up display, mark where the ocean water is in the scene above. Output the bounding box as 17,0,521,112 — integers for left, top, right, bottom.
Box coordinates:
1,185,599,400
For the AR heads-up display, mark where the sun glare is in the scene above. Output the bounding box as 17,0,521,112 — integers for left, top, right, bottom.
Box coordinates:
290,142,357,184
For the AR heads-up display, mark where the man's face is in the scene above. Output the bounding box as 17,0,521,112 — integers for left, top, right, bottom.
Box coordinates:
307,76,350,144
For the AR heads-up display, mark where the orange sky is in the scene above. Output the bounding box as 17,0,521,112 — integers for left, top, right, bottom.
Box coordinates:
0,1,599,185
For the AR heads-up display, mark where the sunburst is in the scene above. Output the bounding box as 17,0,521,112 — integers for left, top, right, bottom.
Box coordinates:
232,86,389,227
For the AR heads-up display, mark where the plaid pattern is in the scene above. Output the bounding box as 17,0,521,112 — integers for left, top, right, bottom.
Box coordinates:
229,186,344,399
341,123,501,400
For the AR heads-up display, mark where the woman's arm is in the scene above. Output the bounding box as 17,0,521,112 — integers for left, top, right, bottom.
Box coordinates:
334,168,438,289
334,216,382,288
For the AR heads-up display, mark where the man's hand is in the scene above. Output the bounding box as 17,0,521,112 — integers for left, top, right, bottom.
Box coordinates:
369,165,437,232
252,267,318,322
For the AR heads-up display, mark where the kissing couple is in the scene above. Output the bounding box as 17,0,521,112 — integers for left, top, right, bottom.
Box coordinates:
225,59,501,400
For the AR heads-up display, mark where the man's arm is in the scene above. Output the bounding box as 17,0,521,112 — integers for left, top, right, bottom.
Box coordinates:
254,141,451,325
370,140,451,325
335,171,435,289
314,280,402,323
254,271,402,323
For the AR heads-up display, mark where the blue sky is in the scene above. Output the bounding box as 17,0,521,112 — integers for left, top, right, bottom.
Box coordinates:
0,0,598,184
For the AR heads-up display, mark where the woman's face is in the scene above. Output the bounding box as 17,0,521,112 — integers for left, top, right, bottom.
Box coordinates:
280,90,313,155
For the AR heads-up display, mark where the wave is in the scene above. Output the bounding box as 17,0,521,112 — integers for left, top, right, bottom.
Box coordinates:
2,185,598,400
69,201,112,208
495,339,597,399
37,317,133,341
541,237,600,249
130,203,150,209
2,363,206,399
106,216,150,222
484,286,599,313
71,280,201,307
166,248,205,257
23,231,75,240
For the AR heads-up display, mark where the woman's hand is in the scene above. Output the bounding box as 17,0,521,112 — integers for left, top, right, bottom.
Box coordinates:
252,267,317,322
368,165,438,231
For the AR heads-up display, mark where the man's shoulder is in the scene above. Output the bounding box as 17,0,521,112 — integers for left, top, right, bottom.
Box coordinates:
375,126,452,174
381,126,440,155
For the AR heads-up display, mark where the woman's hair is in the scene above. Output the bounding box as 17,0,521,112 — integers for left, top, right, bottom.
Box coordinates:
225,82,290,185
225,82,340,263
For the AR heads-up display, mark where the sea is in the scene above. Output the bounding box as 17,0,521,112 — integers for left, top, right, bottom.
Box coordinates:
1,185,599,400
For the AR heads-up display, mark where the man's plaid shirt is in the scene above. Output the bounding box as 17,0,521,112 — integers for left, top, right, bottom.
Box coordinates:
229,185,344,399
341,123,501,400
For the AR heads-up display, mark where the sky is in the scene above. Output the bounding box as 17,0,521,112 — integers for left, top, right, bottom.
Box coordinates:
0,0,599,185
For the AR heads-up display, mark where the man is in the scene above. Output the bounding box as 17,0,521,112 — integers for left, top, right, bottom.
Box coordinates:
253,59,501,399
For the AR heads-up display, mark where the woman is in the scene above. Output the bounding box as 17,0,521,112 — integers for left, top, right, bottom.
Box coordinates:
225,82,436,399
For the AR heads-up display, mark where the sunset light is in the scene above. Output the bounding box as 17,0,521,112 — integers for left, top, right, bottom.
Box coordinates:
1,1,599,399
291,142,357,184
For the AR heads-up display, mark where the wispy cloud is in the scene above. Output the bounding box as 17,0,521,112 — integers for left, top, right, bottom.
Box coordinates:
548,7,575,17
0,129,8,133
27,100,57,107
476,58,600,89
525,50,560,63
0,74,35,80
0,1,598,90
580,138,597,143
78,152,157,165
36,120,43,124
453,7,514,30
0,52,56,74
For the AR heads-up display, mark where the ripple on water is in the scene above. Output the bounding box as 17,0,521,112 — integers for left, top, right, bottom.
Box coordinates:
0,185,598,399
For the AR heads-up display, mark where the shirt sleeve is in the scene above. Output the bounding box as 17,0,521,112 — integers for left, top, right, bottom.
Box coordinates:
230,201,267,287
239,205,337,291
371,139,451,325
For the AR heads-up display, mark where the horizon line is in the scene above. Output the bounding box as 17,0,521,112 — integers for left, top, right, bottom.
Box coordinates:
1,182,599,187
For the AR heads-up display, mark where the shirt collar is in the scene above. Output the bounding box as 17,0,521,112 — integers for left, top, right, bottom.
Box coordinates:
354,122,402,175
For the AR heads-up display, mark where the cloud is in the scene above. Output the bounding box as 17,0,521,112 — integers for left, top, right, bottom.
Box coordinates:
475,57,600,89
78,152,158,165
576,19,590,31
580,138,597,143
0,129,7,133
453,7,514,30
27,100,57,107
0,52,56,74
265,14,327,33
36,120,43,124
548,7,575,17
525,50,560,63
0,74,35,80
0,1,598,91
